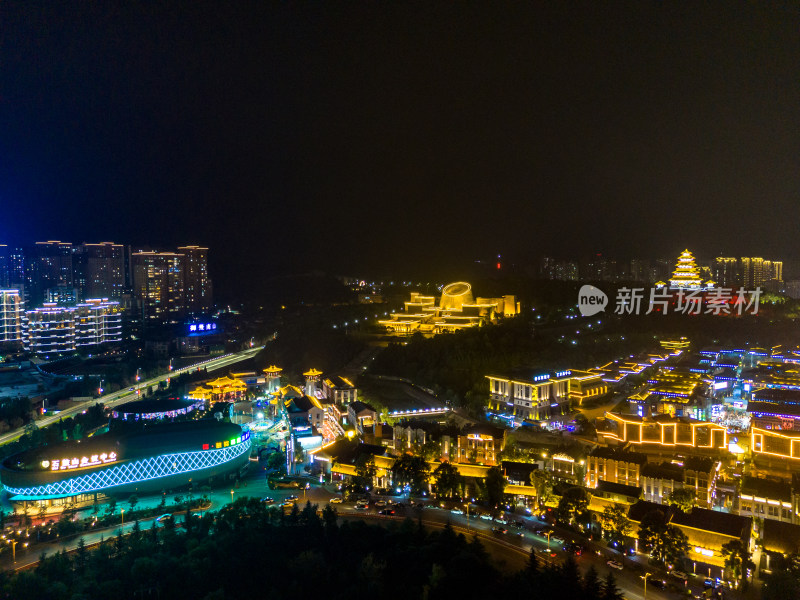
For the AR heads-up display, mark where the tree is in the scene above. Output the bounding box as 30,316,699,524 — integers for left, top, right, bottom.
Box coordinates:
722,539,755,589
524,547,538,577
638,509,689,566
412,439,441,461
601,571,624,600
74,537,88,573
391,453,430,495
353,455,377,493
530,469,553,508
556,486,590,527
666,488,695,513
485,466,507,508
128,494,139,512
265,450,286,474
583,566,601,600
432,461,461,499
601,504,631,546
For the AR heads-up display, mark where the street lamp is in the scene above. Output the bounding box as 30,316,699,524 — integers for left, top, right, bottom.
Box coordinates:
464,503,470,531
641,572,652,600
121,509,124,528
10,539,17,563
230,489,234,504
544,530,553,550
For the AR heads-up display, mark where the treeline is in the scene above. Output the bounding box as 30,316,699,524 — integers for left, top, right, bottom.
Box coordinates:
0,498,625,600
0,404,106,461
0,396,35,433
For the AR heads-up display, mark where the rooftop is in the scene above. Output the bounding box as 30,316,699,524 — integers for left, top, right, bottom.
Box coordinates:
595,480,643,498
589,446,648,465
741,476,792,502
671,507,751,540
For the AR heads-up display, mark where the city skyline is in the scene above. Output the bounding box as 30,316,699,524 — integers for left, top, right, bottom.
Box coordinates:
2,3,799,283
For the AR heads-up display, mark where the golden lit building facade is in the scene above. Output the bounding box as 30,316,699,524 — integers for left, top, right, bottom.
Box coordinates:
751,427,800,461
455,425,504,466
379,281,519,336
568,370,608,405
586,446,646,488
487,370,571,420
601,413,728,450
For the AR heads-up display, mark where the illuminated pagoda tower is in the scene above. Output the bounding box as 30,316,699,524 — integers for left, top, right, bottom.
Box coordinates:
263,365,283,394
304,368,322,397
669,249,704,289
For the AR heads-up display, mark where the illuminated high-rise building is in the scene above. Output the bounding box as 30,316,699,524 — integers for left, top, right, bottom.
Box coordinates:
74,242,127,300
25,241,76,307
741,257,783,289
669,249,703,288
74,299,123,347
0,289,23,343
713,257,741,288
0,246,8,288
177,245,212,314
22,299,122,355
22,304,76,355
131,251,186,321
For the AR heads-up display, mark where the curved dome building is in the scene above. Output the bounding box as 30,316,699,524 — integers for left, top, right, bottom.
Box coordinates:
1,420,250,507
379,281,520,336
439,282,474,311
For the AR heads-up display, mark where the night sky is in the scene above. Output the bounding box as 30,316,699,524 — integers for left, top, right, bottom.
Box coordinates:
2,3,799,284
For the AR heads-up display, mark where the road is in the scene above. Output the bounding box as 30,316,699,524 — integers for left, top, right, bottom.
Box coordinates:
1,467,718,600
0,346,264,447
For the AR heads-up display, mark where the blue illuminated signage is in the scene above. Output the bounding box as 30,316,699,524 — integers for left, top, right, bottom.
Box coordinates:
188,321,218,336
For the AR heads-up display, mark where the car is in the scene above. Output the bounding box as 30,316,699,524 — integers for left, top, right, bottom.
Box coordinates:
480,514,493,520
261,497,274,505
392,502,405,508
155,513,172,522
645,577,666,590
378,508,395,515
550,536,565,546
565,542,583,556
670,570,689,581
374,500,387,508
492,526,508,534
280,501,294,508
355,504,368,510
606,560,623,571
702,578,714,588
286,495,299,502
450,509,464,515
329,497,343,504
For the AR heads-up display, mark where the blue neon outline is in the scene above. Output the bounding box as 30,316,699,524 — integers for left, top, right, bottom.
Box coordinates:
3,438,251,498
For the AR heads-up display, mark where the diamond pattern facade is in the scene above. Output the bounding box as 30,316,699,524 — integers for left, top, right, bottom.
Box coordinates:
3,438,251,498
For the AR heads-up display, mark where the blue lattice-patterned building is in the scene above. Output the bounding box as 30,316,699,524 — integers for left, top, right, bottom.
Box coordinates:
0,420,251,508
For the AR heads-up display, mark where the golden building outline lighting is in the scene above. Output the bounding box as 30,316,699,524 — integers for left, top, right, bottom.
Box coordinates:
379,281,519,336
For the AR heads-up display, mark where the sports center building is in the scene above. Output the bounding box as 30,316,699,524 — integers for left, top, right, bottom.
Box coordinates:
0,420,251,507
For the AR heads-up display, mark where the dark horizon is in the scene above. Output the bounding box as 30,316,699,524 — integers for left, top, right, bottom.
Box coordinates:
3,3,799,287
